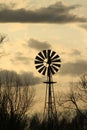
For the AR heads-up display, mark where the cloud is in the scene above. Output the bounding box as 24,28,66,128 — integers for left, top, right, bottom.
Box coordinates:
70,49,81,56
11,53,30,64
0,2,87,23
0,3,16,10
79,24,87,30
60,60,87,76
20,71,41,85
0,50,9,58
28,38,51,50
16,56,29,63
0,69,41,86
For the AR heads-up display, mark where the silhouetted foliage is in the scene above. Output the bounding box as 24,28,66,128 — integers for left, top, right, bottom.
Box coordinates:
29,114,41,130
0,33,7,44
0,70,87,130
0,91,29,130
29,113,64,130
0,70,35,130
29,111,87,130
57,74,87,120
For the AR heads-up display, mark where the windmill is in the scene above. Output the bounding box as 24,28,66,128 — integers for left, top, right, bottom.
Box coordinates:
35,49,61,126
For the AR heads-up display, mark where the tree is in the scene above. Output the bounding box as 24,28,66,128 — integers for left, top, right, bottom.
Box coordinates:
57,74,87,130
0,33,7,44
57,74,87,120
0,70,35,130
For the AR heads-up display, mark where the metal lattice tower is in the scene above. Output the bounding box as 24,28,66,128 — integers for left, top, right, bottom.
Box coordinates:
35,49,61,128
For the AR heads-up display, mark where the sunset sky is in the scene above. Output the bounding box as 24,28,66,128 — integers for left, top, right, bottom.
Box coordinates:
0,0,87,112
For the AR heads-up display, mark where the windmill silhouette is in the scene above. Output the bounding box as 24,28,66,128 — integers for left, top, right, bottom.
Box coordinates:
35,49,61,128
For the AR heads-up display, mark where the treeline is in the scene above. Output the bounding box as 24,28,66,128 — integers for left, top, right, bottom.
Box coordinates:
0,69,87,130
29,111,87,130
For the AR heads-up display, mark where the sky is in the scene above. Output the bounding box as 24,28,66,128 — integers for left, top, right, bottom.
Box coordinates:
0,0,87,112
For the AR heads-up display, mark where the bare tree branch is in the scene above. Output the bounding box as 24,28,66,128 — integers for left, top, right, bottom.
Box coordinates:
57,74,87,120
0,33,7,44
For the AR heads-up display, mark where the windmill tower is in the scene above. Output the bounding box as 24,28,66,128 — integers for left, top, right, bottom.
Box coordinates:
35,49,61,128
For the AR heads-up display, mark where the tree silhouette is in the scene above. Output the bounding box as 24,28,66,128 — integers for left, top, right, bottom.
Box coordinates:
0,33,7,44
57,74,87,119
0,70,35,130
56,74,87,130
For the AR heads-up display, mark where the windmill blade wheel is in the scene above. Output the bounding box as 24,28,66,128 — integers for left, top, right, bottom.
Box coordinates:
35,49,61,76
